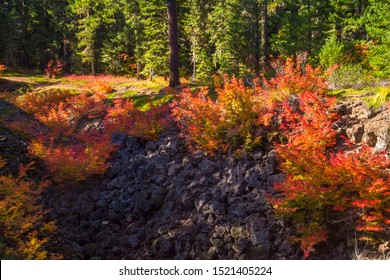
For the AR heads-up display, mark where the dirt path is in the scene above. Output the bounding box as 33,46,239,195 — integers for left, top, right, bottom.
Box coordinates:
3,76,39,85
1,76,79,92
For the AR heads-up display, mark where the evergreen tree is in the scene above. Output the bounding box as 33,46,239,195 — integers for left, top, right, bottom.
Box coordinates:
209,0,262,76
138,0,169,79
271,0,331,58
68,0,117,74
365,0,390,77
183,0,215,84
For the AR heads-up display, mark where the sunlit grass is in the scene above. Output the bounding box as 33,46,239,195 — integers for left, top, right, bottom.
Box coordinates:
132,94,174,111
329,85,390,108
366,87,390,108
120,76,167,92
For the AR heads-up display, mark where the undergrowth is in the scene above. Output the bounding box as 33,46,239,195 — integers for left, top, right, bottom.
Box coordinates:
2,59,389,259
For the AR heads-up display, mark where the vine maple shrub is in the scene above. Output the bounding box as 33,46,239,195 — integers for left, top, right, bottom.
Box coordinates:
0,159,54,259
104,99,170,141
45,60,63,78
170,55,332,154
171,55,389,257
15,85,170,184
269,72,390,258
170,75,260,153
0,64,5,77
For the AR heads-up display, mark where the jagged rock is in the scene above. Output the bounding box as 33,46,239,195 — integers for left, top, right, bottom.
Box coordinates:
82,243,97,258
89,209,104,220
149,185,167,208
189,151,204,165
265,151,277,175
43,130,307,260
120,236,140,249
250,229,270,246
375,129,390,152
167,163,181,177
199,158,219,176
159,239,173,254
209,201,226,215
232,238,248,254
96,199,108,209
105,209,120,222
177,191,195,210
346,125,364,143
111,132,127,149
80,201,95,218
146,141,157,151
278,239,294,255
247,244,270,259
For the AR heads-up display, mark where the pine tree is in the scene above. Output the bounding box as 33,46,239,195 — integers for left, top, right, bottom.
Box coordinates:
138,0,169,79
183,0,214,84
365,0,390,77
68,0,117,75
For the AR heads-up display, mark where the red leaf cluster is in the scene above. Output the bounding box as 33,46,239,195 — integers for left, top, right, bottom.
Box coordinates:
171,75,260,153
45,60,63,78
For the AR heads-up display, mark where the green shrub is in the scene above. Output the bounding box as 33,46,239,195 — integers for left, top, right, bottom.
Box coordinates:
319,34,345,69
328,64,372,89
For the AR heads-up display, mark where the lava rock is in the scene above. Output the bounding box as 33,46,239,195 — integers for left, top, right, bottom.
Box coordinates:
111,132,127,149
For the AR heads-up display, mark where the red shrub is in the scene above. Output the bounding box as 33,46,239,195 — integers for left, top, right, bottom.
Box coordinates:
105,99,170,140
65,92,107,121
29,135,114,184
271,90,390,257
45,60,63,78
18,91,107,138
0,64,6,77
170,87,224,152
170,76,260,153
16,90,73,115
81,80,113,94
65,74,129,85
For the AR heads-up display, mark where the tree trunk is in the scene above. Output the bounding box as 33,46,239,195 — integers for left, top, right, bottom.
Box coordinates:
263,0,269,65
167,0,180,87
20,0,29,68
253,1,261,76
306,0,312,54
137,61,143,80
91,61,96,76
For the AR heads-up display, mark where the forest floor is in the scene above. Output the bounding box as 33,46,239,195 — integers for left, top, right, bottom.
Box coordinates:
0,74,389,260
0,75,163,94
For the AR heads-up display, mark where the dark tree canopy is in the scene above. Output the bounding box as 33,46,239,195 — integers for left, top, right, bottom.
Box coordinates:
1,0,389,82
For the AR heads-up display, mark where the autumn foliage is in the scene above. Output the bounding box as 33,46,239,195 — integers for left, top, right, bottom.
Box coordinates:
0,159,54,259
171,55,389,257
9,79,170,185
171,55,332,154
105,99,171,141
171,75,260,153
265,60,390,257
2,57,389,259
45,60,63,78
0,64,5,77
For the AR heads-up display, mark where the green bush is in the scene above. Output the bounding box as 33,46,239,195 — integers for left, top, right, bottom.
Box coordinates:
319,34,345,69
328,64,373,89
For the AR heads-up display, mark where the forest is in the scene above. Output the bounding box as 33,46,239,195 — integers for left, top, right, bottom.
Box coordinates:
0,0,389,260
1,0,390,82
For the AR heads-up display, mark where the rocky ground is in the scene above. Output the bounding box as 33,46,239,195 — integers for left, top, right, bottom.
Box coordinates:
43,129,303,260
42,101,389,260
